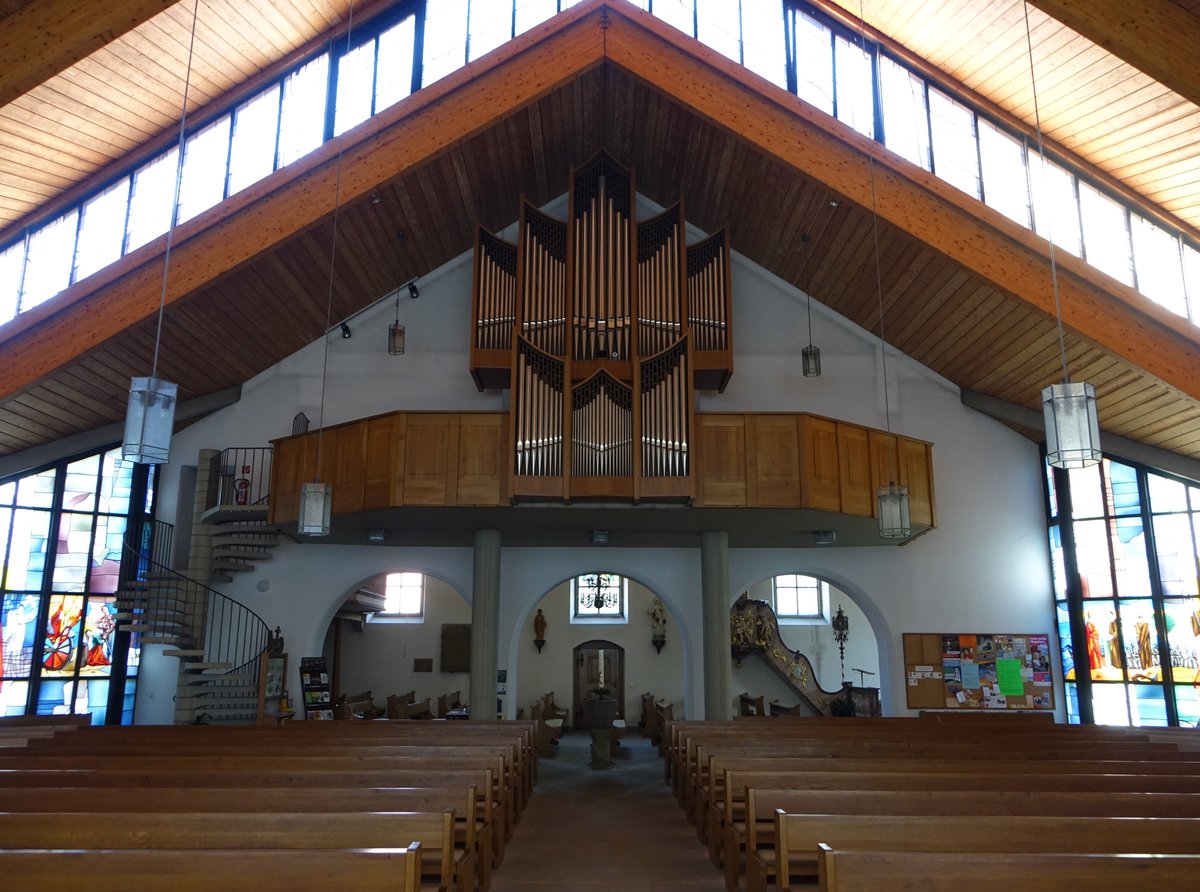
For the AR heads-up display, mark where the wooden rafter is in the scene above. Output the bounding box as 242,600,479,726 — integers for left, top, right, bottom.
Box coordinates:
0,0,174,107
1027,0,1200,108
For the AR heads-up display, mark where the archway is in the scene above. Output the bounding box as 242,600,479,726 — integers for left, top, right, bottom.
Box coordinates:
318,568,472,716
515,571,684,730
731,572,881,715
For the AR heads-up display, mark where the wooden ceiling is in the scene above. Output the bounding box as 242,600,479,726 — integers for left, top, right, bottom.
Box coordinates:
0,0,1198,470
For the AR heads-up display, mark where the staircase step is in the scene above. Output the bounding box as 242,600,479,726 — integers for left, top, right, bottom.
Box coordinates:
212,561,255,573
141,635,183,644
181,661,234,672
213,548,274,561
212,524,279,537
163,649,205,658
202,505,270,524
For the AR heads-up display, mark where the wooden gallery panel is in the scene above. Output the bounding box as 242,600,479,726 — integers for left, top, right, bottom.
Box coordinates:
331,421,367,515
402,415,459,506
696,415,747,505
837,423,873,517
363,414,400,511
798,415,840,511
456,414,505,505
746,415,800,506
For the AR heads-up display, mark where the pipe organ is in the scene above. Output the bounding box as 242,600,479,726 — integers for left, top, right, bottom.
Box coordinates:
471,153,733,502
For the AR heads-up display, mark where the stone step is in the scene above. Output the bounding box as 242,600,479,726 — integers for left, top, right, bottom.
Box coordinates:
177,672,254,686
162,649,205,658
202,505,269,525
181,661,234,672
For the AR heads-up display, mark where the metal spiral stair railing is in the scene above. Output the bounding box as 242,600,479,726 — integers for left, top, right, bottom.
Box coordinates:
116,530,271,724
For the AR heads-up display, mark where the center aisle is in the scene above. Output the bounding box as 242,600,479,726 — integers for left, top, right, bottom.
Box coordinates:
491,730,726,891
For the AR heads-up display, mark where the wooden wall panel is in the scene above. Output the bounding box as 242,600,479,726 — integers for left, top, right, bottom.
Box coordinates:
457,414,505,506
363,414,397,511
900,437,936,528
799,415,841,512
331,421,366,515
747,415,801,507
837,423,873,518
403,415,459,506
697,415,747,506
868,430,901,516
268,434,310,524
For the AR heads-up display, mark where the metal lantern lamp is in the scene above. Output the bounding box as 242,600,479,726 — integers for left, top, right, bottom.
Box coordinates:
123,377,178,464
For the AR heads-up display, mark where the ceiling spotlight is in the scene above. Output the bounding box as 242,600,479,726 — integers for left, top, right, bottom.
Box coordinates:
340,322,352,339
408,281,420,300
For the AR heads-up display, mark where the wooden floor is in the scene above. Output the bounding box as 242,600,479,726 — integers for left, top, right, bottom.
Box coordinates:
491,730,726,891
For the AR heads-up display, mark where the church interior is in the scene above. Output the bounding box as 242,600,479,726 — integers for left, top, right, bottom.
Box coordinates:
0,0,1198,886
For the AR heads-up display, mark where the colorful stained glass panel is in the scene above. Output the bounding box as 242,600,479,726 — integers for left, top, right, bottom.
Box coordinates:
1118,599,1160,682
3,508,50,591
1,592,40,679
0,680,29,716
40,595,83,676
52,513,94,592
1154,513,1199,597
1164,598,1200,685
79,598,118,676
1083,601,1123,681
63,454,100,513
1074,519,1114,598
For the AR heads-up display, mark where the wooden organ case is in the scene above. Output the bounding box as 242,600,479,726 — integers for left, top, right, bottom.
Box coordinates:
471,153,733,503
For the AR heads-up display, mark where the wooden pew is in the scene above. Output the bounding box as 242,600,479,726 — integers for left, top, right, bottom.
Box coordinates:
723,786,1200,891
0,845,421,892
756,811,1200,892
0,811,468,892
815,846,1200,892
0,765,509,869
0,785,493,891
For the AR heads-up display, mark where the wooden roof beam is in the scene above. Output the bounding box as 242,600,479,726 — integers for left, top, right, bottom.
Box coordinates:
0,0,174,107
1027,0,1200,109
0,2,605,403
601,2,1200,405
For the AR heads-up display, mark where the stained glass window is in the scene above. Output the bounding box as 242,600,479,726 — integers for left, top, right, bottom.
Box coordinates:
0,446,150,722
1049,457,1200,727
572,573,626,620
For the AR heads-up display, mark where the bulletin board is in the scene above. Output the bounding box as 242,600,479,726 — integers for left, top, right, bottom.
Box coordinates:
903,633,1055,710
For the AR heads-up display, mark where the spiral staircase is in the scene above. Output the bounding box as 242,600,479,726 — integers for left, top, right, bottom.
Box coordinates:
115,446,279,724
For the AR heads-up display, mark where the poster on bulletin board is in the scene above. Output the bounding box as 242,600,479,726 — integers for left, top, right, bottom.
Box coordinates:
903,632,1055,710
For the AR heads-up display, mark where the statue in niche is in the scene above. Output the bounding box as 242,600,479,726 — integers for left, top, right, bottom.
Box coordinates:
648,597,667,638
533,609,547,653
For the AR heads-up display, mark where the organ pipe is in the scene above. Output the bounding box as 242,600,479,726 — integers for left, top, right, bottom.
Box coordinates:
469,153,729,498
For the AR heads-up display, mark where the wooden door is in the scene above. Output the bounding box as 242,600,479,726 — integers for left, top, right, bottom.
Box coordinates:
573,640,625,729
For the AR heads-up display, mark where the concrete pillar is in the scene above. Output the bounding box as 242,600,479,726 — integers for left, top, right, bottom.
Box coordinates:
469,529,502,719
701,530,732,720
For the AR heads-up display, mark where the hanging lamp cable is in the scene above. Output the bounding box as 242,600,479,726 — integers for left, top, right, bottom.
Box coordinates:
151,0,202,384
312,0,357,483
1021,0,1069,387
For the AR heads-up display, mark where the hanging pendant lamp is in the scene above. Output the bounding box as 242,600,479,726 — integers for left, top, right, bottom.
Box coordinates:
122,0,202,464
299,1,359,537
853,2,910,539
1023,2,1100,469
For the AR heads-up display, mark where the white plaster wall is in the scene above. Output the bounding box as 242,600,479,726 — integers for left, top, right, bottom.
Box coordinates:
514,577,686,727
139,211,1056,723
329,575,471,709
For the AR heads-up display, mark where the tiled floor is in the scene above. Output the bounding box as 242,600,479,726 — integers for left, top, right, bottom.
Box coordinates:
491,730,727,891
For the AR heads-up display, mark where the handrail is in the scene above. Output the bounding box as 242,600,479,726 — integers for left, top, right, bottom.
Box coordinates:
205,447,272,512
122,522,271,679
